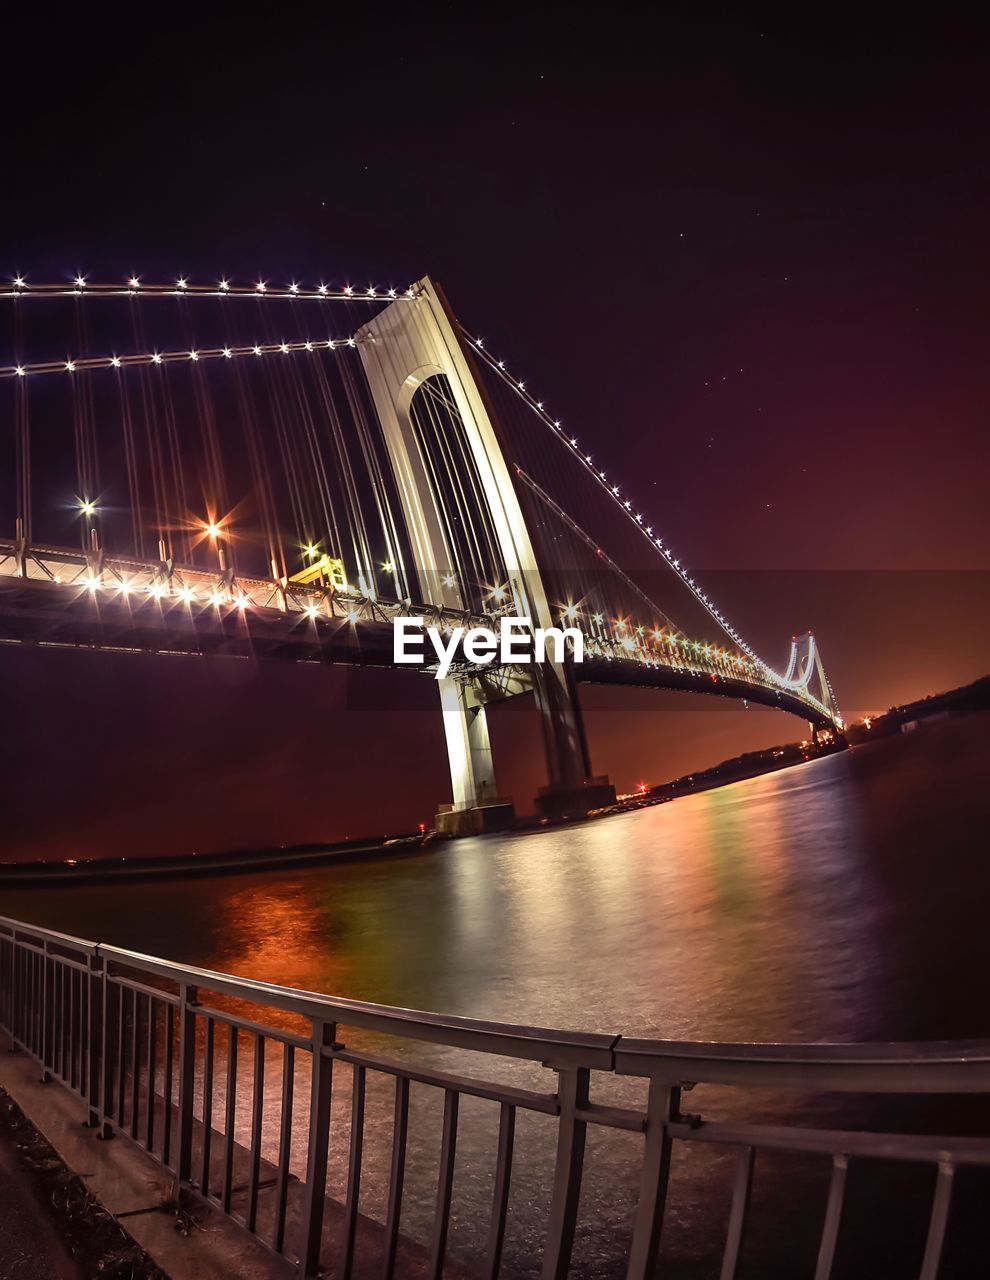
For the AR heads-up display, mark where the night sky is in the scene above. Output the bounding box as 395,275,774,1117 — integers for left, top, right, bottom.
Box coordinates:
2,11,988,859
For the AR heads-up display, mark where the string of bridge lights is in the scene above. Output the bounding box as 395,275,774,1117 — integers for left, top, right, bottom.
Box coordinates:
460,327,765,669
0,273,825,696
0,336,362,379
0,275,416,301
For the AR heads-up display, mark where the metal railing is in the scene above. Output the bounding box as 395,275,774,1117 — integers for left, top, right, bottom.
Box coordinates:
2,914,989,1279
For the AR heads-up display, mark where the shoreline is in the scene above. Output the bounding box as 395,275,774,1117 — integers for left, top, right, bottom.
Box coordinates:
0,751,821,888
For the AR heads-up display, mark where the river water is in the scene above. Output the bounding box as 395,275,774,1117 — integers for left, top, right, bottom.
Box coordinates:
4,714,989,1275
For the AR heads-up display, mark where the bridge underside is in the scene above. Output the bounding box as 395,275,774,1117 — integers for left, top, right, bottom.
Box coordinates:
577,657,835,728
0,573,835,730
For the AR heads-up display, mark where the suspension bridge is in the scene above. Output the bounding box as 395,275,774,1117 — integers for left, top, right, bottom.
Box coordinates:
0,274,844,833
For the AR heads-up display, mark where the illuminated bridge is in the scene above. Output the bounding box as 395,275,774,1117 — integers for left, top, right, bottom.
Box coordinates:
0,275,844,831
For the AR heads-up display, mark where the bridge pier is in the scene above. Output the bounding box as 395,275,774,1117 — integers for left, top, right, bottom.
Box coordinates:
810,722,848,754
435,679,516,836
533,660,616,819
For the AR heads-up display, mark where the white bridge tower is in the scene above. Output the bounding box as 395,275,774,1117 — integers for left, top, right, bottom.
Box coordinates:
357,279,615,833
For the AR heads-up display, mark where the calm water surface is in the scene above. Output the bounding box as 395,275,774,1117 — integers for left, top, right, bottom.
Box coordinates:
5,717,989,1276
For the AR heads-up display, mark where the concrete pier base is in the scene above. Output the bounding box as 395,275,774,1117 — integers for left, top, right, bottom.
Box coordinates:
435,799,516,837
535,775,617,820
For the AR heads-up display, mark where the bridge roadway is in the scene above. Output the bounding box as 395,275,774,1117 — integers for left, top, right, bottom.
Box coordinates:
0,542,832,728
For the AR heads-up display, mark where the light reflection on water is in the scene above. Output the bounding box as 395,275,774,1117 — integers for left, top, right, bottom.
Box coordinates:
5,720,990,1275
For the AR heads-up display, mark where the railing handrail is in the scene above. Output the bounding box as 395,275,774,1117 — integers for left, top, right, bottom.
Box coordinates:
5,914,990,1085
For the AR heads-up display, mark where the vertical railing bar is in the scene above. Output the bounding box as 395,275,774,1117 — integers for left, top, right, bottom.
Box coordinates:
40,953,50,1077
130,987,141,1139
55,962,63,1080
76,967,84,1091
34,953,41,1056
21,949,29,1052
221,1025,239,1214
200,1016,215,1195
27,950,34,1055
719,1145,755,1280
274,1043,295,1254
68,966,77,1090
541,1066,590,1280
145,995,157,1152
99,971,117,1139
116,985,127,1127
77,966,85,1092
162,1003,175,1168
29,952,37,1057
342,1063,366,1280
86,954,102,1128
813,1154,848,1280
9,945,16,1044
46,957,53,1075
247,1033,266,1232
625,1082,680,1280
428,1088,459,1280
59,962,66,1080
383,1074,411,1279
918,1160,955,1280
484,1101,516,1280
80,965,88,1100
298,1020,335,1280
175,982,198,1187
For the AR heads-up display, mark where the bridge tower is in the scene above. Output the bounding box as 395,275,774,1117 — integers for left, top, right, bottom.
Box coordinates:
357,278,615,833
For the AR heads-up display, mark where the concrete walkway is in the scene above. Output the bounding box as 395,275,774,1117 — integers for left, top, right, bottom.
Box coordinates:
0,1040,289,1280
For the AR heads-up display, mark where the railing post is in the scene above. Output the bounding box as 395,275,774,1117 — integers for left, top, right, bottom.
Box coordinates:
542,1065,590,1280
626,1082,680,1279
86,953,104,1127
175,982,198,1188
39,948,51,1082
99,961,117,1139
298,1019,335,1280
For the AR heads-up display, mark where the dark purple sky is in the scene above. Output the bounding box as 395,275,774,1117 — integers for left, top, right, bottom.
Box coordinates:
1,11,988,858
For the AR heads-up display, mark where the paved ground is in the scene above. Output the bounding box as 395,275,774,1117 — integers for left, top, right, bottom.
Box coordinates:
0,1135,79,1280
